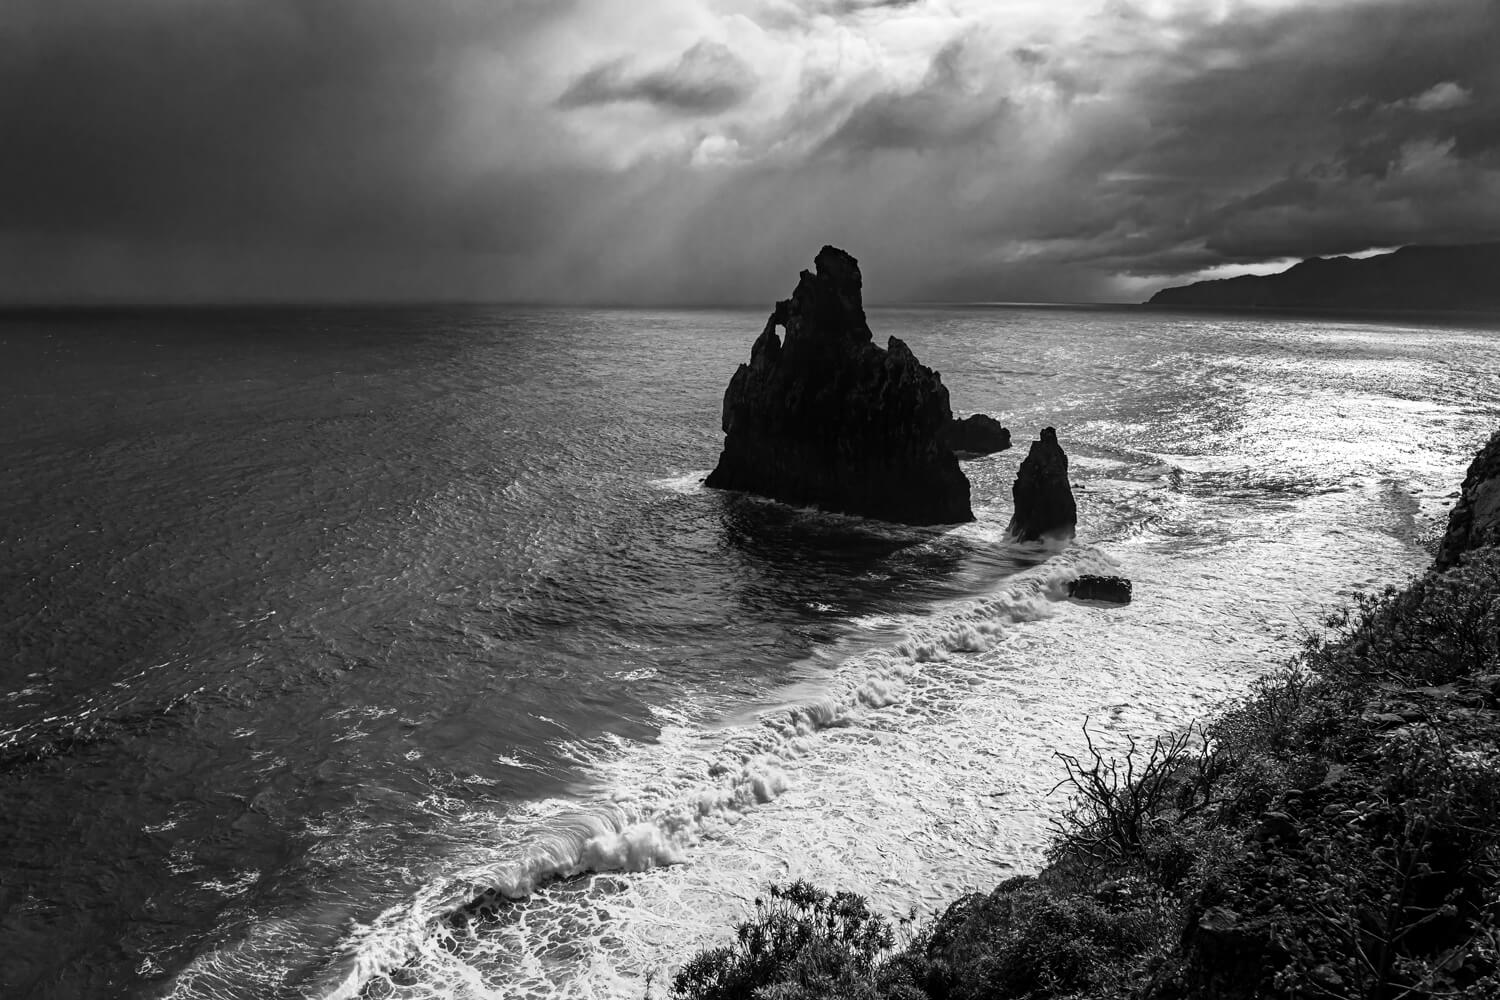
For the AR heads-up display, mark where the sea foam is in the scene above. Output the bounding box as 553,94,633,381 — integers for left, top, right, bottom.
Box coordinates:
300,545,1097,999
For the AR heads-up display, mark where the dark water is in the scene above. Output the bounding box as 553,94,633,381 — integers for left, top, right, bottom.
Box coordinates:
1,305,1496,998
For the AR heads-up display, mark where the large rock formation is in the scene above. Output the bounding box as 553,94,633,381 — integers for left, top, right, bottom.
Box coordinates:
1007,427,1076,541
1436,429,1500,570
1148,242,1500,313
944,414,1011,457
704,246,973,525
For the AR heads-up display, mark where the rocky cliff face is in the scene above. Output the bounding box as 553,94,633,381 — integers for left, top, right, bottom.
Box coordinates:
704,246,973,525
1006,427,1076,541
1436,429,1500,570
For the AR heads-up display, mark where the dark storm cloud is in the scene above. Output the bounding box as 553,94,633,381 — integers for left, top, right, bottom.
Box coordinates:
0,0,574,263
1064,0,1500,280
558,41,757,114
4,0,1500,304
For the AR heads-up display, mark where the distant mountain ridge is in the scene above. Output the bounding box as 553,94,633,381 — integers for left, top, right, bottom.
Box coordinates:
1147,242,1500,312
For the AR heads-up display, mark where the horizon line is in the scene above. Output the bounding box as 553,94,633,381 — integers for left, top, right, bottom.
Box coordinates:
0,297,1147,312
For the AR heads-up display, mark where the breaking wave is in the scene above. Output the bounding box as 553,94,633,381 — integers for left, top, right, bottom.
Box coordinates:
293,544,1108,999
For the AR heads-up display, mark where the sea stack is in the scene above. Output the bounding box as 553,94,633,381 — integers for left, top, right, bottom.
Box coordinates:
1435,429,1500,570
1007,427,1076,541
704,246,973,525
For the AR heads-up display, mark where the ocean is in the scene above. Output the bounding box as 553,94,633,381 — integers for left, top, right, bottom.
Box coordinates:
1,304,1496,999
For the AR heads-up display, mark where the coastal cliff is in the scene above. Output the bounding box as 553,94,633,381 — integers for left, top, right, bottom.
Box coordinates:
1148,242,1500,312
674,428,1500,1000
1436,429,1500,569
705,246,973,525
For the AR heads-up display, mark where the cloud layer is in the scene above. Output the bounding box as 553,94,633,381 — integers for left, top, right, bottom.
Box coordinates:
559,42,758,114
3,0,1498,303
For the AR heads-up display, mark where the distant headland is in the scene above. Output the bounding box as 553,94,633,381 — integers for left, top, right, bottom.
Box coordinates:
1147,241,1500,313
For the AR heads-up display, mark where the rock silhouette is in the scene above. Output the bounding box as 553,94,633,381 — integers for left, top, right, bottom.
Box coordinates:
944,414,1011,457
1006,427,1076,541
1148,242,1500,313
705,246,973,525
1436,429,1500,570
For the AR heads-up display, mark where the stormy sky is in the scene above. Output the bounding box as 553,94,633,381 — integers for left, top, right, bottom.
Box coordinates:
3,0,1498,305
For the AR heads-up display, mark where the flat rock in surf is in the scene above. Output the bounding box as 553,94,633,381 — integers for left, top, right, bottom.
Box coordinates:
705,246,973,525
1069,574,1132,603
944,413,1012,458
1007,427,1077,541
1436,428,1500,570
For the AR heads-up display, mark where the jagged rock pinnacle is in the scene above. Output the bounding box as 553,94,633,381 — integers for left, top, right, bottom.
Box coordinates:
1007,427,1076,541
704,246,973,525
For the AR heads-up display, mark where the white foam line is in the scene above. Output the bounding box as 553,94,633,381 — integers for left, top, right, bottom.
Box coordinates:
304,547,1110,1000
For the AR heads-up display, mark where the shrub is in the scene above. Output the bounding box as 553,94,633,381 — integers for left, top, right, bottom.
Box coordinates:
1047,719,1216,879
670,881,895,1000
1182,707,1500,998
914,878,1177,1000
1302,550,1500,688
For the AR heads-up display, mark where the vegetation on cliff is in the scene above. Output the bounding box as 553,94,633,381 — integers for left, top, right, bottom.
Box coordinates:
671,438,1500,1000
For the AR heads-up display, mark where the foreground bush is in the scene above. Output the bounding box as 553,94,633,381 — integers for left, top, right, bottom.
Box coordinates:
913,876,1178,999
671,546,1500,1000
670,881,897,1000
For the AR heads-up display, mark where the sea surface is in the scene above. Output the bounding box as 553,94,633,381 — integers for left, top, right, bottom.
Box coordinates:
1,304,1497,999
